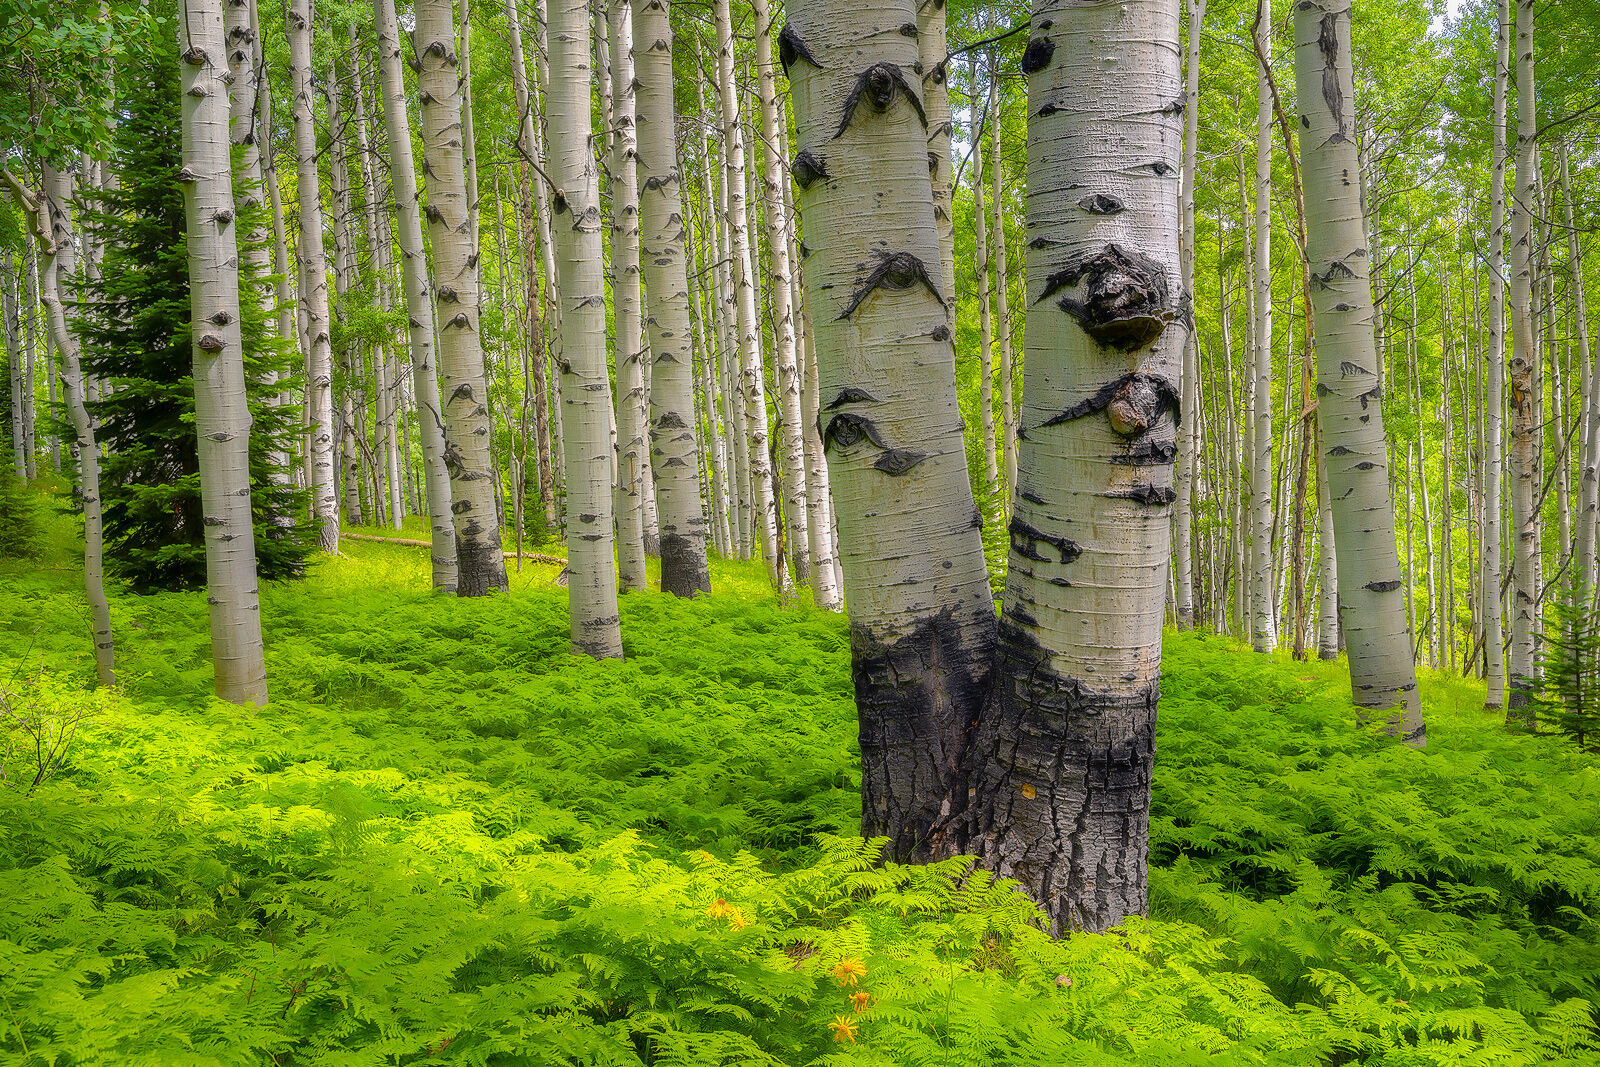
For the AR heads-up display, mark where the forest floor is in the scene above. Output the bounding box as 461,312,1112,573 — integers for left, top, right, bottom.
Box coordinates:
3,497,1599,1064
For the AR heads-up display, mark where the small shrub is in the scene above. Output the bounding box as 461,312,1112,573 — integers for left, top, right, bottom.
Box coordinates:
0,456,37,559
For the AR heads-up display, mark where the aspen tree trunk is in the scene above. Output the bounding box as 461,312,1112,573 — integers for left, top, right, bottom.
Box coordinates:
1505,0,1538,720
1316,434,1340,658
286,0,340,552
1251,0,1277,653
607,0,649,592
179,0,270,706
1175,0,1205,627
19,167,115,686
920,0,955,303
258,9,299,450
683,174,732,558
785,0,995,859
415,0,507,596
4,264,21,476
633,0,711,596
375,0,458,590
713,0,781,584
1295,0,1423,742
1561,142,1598,602
1482,0,1509,706
960,0,1184,934
971,52,999,497
549,0,623,657
328,60,366,528
989,56,1016,495
752,0,811,587
222,0,276,343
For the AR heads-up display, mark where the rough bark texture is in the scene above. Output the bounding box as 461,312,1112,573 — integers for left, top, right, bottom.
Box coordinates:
415,0,507,596
920,0,955,306
634,0,711,597
286,0,339,552
549,0,624,657
786,0,996,861
1482,0,1508,707
375,0,458,591
1295,0,1424,742
959,0,1183,936
1505,0,1537,720
180,0,271,705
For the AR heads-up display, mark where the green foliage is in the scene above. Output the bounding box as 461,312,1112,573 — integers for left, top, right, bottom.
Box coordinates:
76,30,310,593
1535,587,1600,752
0,516,1597,1063
0,454,36,558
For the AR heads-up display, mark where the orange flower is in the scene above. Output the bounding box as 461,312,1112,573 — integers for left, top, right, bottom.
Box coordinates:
829,1014,859,1044
829,958,867,988
849,991,872,1014
706,898,734,920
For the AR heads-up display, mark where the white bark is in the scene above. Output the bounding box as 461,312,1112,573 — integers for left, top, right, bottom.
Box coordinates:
1482,0,1508,706
920,0,954,305
971,53,999,498
1295,0,1423,741
286,0,339,552
1251,0,1277,653
1560,143,1598,602
633,0,711,596
415,0,507,595
180,0,270,705
549,0,623,657
1174,0,1205,627
989,58,1016,497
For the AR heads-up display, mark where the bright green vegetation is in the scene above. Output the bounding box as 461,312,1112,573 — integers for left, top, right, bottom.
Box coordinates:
3,506,1598,1065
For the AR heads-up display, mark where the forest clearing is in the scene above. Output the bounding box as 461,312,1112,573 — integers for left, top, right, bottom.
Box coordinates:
4,0,1600,1059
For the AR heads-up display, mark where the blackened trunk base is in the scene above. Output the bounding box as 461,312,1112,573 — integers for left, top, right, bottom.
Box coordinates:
454,534,508,597
659,532,711,598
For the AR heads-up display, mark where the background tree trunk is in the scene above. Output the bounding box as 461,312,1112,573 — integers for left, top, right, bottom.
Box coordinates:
1482,0,1509,706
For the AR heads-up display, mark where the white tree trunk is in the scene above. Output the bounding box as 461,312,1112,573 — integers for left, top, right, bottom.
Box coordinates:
964,0,1184,934
286,0,340,552
180,0,270,705
1295,0,1423,742
549,0,623,657
989,59,1016,496
633,0,712,596
1174,0,1205,627
921,0,955,304
1560,143,1598,602
786,0,995,858
1482,0,1509,706
971,53,999,498
1251,0,1277,653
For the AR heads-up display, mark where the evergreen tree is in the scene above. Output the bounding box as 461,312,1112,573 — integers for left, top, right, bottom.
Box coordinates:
78,36,308,593
0,451,36,559
1537,586,1600,751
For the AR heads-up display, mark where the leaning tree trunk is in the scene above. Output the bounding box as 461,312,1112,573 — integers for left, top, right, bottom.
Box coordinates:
179,0,270,706
286,0,339,552
415,0,507,597
961,0,1185,935
633,0,711,596
1295,0,1423,742
375,0,458,590
785,0,996,860
1482,0,1509,706
1505,0,1538,721
548,0,623,657
17,166,115,687
1174,0,1205,627
1250,0,1277,653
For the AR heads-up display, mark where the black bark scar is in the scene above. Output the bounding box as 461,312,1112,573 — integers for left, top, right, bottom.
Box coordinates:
874,449,928,475
826,386,880,409
791,149,829,189
1105,485,1177,506
1035,243,1174,350
1009,516,1081,564
838,250,944,320
1020,37,1054,74
834,63,927,139
822,412,889,451
778,23,819,73
1038,372,1181,433
1317,11,1347,141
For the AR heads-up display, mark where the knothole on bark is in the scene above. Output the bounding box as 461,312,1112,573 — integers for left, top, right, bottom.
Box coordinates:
833,63,926,140
1020,37,1054,74
838,250,943,320
791,149,829,189
778,24,819,74
1039,372,1180,435
1035,244,1174,351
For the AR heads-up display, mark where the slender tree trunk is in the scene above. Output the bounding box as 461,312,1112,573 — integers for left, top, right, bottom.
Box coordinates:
1251,0,1277,653
921,0,955,303
989,54,1016,497
4,261,21,476
549,0,624,657
1295,0,1423,742
1560,142,1598,601
286,0,339,551
971,53,999,498
1174,0,1206,628
1505,0,1538,721
180,0,270,705
1316,427,1340,658
375,0,458,590
786,0,995,858
1482,0,1509,705
634,0,711,595
415,0,507,595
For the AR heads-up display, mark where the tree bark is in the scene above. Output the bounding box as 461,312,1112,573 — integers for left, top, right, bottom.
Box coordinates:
548,0,624,657
375,0,458,591
1482,0,1509,706
180,0,270,705
633,0,711,596
1174,0,1205,628
1295,0,1424,742
989,54,1016,497
1251,0,1277,653
1560,143,1598,603
415,0,506,595
970,53,999,498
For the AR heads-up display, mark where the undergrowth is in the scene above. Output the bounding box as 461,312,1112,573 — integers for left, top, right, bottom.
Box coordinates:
1,508,1597,1064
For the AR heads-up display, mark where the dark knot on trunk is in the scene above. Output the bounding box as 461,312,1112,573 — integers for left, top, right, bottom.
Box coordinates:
1036,243,1174,351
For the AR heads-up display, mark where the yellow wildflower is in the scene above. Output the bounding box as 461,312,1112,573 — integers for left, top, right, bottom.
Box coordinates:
829,1014,859,1044
829,958,867,988
849,990,871,1014
706,898,733,920
727,907,749,931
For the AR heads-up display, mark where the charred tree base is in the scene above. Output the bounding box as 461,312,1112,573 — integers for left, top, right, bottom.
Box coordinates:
956,622,1157,936
454,536,509,597
659,532,711,598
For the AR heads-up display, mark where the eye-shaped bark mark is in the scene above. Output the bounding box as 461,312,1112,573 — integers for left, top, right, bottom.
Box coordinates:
1035,243,1174,351
822,412,889,451
1328,444,1353,455
1315,10,1348,141
1009,516,1081,564
791,149,829,189
874,449,928,475
1110,439,1177,466
1038,371,1181,435
897,21,917,36
833,63,926,139
1105,484,1177,506
1020,37,1054,74
1365,579,1402,592
1148,160,1176,177
1338,360,1367,377
1313,259,1354,289
778,23,815,71
1358,384,1381,408
1079,193,1125,215
838,250,944,320
826,386,880,409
